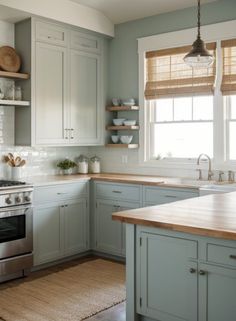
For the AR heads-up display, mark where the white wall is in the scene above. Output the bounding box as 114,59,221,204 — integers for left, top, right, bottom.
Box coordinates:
0,0,114,37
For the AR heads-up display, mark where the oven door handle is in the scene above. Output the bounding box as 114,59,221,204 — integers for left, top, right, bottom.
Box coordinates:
0,206,33,219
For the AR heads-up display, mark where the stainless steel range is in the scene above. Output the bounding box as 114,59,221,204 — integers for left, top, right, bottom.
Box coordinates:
0,180,33,283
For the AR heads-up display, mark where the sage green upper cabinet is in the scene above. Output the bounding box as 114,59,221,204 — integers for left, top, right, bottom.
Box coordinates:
15,18,104,147
35,42,68,145
70,30,101,54
35,20,68,46
69,50,102,145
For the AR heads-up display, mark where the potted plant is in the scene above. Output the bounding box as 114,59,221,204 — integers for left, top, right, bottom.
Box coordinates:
57,159,77,175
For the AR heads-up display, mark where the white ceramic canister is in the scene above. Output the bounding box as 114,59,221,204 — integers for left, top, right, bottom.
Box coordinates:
89,155,101,173
78,155,89,174
11,167,22,180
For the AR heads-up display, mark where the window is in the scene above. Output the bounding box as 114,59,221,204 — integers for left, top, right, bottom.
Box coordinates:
149,96,213,160
223,40,236,162
226,96,236,161
144,43,216,163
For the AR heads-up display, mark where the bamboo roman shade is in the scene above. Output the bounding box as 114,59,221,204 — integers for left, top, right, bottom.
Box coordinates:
145,43,216,100
221,39,236,95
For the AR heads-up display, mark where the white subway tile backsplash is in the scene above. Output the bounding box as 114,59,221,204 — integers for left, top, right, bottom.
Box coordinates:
0,146,89,179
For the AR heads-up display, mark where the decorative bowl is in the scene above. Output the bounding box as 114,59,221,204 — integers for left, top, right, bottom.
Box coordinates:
122,98,135,106
112,98,120,106
123,120,137,126
111,135,119,143
112,118,126,126
120,135,133,144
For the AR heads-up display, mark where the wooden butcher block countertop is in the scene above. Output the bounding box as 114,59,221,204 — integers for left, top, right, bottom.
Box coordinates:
28,173,210,189
113,192,236,241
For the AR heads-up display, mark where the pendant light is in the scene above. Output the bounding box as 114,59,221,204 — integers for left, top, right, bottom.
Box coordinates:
184,0,214,68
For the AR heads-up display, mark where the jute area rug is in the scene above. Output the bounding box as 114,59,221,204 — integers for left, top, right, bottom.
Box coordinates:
0,259,126,321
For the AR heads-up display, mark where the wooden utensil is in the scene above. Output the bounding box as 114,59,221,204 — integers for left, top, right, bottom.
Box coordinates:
15,156,22,166
19,159,26,167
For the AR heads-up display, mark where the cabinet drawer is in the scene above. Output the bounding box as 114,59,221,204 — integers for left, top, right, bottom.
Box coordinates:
34,182,88,204
207,243,236,268
96,182,140,202
70,31,101,53
144,187,197,205
35,21,68,46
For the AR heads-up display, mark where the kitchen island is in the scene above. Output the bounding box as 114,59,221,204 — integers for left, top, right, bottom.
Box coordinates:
113,192,236,321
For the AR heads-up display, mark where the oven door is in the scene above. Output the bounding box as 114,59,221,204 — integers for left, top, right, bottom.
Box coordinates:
0,206,33,260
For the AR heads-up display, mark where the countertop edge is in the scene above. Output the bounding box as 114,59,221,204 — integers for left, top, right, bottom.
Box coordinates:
26,174,202,190
112,213,236,241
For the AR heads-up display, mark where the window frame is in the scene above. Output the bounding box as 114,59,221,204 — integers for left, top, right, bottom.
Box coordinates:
138,20,236,170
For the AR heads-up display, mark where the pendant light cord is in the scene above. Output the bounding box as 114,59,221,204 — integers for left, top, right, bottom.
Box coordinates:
198,0,201,39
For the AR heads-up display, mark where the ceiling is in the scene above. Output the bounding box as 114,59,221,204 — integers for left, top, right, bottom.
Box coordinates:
70,0,217,24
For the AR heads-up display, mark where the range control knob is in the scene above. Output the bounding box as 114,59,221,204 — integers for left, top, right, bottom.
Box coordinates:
5,197,12,205
24,196,31,203
15,196,22,203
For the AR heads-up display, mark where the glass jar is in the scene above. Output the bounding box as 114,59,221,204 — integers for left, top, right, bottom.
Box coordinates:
78,155,89,174
89,155,101,173
15,86,22,101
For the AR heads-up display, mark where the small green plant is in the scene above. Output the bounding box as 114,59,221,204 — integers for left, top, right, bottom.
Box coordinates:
57,159,77,170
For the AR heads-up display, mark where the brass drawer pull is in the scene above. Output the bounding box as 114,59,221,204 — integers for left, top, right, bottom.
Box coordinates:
112,190,122,194
229,255,236,260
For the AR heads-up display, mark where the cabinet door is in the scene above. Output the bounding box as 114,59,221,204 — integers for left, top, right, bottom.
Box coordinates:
95,199,122,256
33,203,64,265
35,42,68,145
69,50,102,145
138,232,198,321
64,199,88,256
120,203,140,257
199,263,236,321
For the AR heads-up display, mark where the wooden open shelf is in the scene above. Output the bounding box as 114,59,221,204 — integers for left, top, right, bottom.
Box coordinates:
106,125,139,131
106,106,139,111
0,100,30,106
0,70,30,80
106,144,139,149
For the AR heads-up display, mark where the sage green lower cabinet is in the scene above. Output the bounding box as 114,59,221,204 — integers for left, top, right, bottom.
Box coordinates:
138,232,198,321
127,226,236,321
34,202,63,265
64,199,88,256
95,199,139,256
95,199,122,256
33,182,89,266
199,263,236,321
143,186,198,207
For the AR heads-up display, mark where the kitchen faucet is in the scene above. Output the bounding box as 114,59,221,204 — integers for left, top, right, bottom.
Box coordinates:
197,154,214,181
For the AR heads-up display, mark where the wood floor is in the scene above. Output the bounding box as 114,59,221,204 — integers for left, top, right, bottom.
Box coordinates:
0,256,126,321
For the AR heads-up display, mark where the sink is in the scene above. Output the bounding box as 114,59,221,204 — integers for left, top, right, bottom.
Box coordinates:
199,183,236,195
201,184,236,191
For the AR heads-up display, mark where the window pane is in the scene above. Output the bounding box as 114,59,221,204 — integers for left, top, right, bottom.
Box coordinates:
174,97,192,121
155,99,173,122
230,95,236,119
193,96,213,120
229,121,236,159
153,122,213,159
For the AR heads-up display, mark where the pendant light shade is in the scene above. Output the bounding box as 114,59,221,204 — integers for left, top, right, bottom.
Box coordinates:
184,0,214,68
